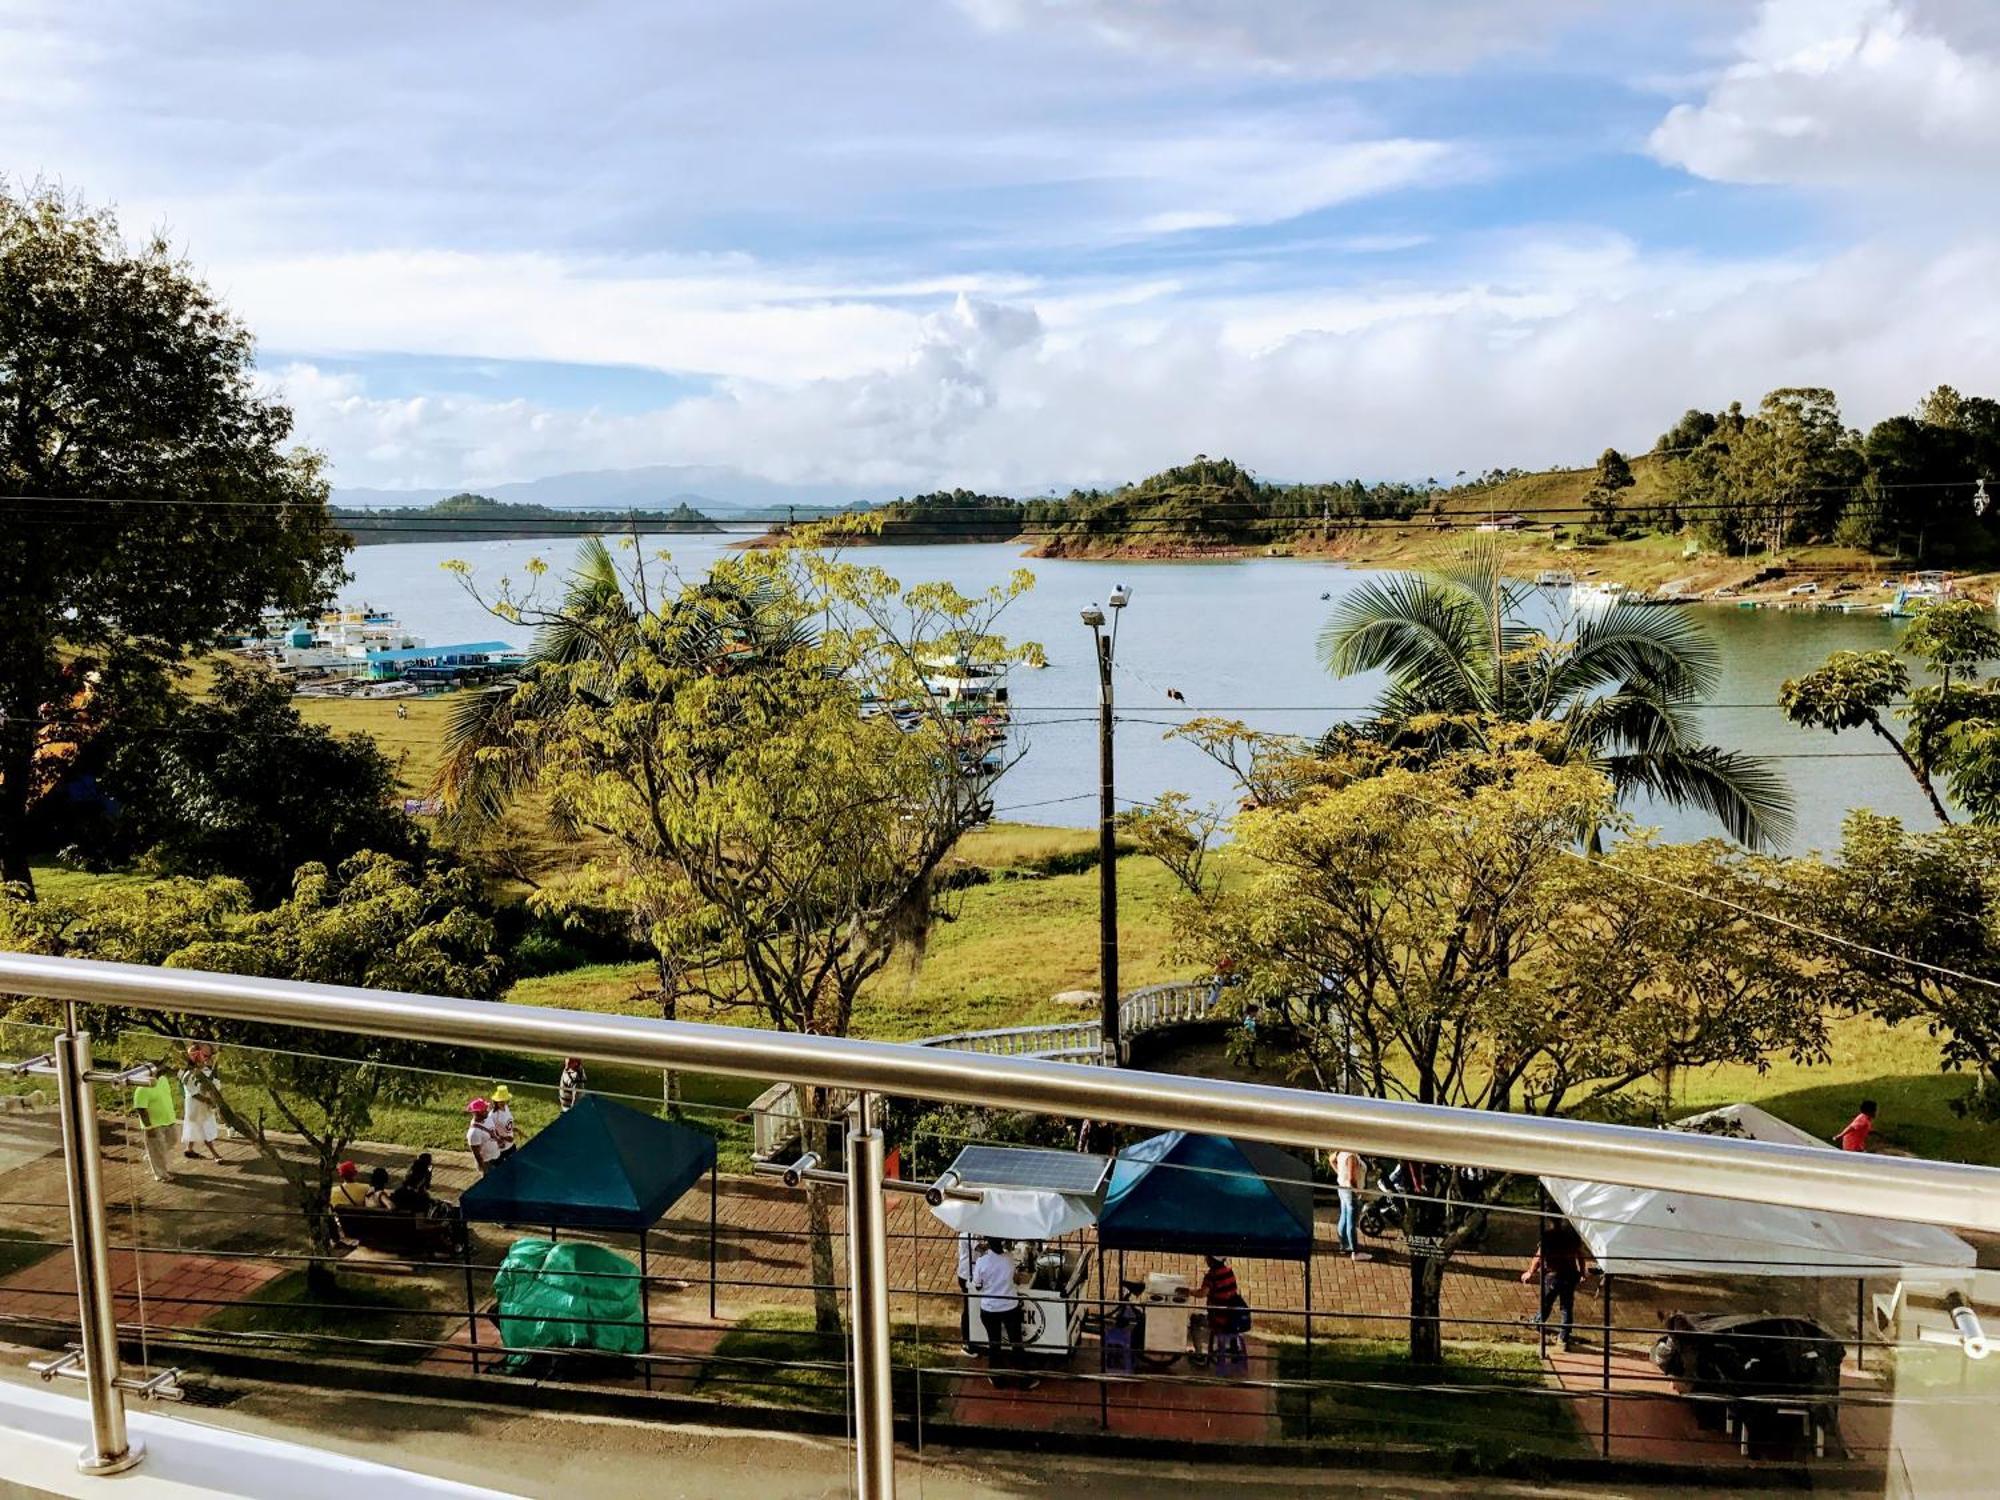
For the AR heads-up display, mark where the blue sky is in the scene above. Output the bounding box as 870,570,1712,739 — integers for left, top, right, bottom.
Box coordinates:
5,0,1998,494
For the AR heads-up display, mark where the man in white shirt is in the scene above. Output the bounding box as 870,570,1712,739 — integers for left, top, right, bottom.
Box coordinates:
969,1239,1037,1389
466,1098,503,1176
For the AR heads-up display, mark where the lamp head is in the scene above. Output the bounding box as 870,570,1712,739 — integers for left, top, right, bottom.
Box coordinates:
1079,605,1106,628
1108,584,1131,609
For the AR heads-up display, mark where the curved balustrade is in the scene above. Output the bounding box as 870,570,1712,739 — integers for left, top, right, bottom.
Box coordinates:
912,978,1228,1066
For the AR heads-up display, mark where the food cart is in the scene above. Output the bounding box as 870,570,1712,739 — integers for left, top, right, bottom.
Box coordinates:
928,1145,1109,1360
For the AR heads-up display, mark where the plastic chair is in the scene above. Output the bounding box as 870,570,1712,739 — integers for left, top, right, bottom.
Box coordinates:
1101,1323,1134,1375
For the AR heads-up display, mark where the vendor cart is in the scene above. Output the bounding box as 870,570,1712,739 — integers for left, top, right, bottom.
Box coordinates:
930,1145,1109,1361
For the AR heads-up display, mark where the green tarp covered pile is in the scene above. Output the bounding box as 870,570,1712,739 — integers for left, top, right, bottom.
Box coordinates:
491,1238,644,1366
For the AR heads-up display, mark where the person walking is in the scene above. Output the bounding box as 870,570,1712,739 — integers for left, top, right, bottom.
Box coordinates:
1837,1099,1878,1152
1333,1147,1370,1259
969,1239,1037,1390
557,1058,587,1112
1524,1216,1594,1351
178,1045,225,1163
465,1098,503,1176
128,1069,179,1183
1241,1004,1261,1069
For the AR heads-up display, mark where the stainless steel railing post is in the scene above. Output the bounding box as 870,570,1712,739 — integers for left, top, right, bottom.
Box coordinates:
51,1003,143,1475
845,1091,895,1499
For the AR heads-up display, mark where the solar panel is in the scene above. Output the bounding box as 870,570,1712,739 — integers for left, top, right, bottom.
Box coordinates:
946,1145,1112,1196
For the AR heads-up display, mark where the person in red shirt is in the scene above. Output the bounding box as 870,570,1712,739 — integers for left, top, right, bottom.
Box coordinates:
1837,1099,1878,1152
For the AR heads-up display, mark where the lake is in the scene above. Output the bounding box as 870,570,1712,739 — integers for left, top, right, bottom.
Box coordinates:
344,534,1934,854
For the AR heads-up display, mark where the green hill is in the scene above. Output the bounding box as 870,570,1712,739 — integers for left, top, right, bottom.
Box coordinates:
333,492,722,545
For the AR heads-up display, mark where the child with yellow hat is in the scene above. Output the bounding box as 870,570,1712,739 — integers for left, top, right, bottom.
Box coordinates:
488,1085,518,1157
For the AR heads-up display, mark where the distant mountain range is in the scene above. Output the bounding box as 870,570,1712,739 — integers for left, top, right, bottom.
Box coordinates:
333,463,882,519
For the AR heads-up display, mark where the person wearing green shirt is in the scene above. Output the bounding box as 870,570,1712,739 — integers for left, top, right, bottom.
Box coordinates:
129,1073,178,1183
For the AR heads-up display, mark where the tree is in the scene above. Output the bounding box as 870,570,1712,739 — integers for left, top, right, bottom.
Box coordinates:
103,663,420,900
1141,743,1824,1362
0,183,345,893
1788,812,2000,1112
1318,541,1793,846
0,853,503,1289
445,541,1035,1332
1587,448,1635,528
1781,598,2000,825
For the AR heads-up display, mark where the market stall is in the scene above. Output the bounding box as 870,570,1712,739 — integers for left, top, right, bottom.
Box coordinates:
459,1095,720,1386
928,1144,1109,1358
1096,1132,1315,1370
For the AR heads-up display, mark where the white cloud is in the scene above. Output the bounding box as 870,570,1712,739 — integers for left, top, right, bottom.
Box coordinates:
1650,0,2000,187
285,239,2000,493
956,0,1604,76
215,250,935,383
1113,135,1462,235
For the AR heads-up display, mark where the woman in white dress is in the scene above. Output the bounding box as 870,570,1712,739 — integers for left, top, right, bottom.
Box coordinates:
179,1045,224,1162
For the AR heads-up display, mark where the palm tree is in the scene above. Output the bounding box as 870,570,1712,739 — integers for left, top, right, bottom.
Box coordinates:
1318,543,1793,847
433,535,812,830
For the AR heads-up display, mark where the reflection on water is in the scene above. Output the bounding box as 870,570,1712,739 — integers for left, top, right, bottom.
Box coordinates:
346,535,1928,852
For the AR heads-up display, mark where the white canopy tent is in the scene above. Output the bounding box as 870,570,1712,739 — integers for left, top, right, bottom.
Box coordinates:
1542,1104,1978,1278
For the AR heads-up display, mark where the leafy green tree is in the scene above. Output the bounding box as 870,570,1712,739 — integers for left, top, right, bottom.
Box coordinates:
1782,599,2000,824
1587,448,1636,528
104,663,420,900
1142,743,1823,1362
1319,542,1793,846
446,541,1035,1332
0,853,503,1289
0,183,346,893
1788,812,2000,1112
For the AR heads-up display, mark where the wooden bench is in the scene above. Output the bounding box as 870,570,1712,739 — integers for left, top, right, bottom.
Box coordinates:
332,1205,467,1260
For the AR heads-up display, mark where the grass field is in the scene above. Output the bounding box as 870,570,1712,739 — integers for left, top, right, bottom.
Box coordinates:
203,1268,460,1362
696,1308,939,1415
1275,1337,1585,1458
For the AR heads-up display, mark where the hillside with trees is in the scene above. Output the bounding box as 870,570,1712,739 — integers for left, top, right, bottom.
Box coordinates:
332,491,722,544
808,384,2000,570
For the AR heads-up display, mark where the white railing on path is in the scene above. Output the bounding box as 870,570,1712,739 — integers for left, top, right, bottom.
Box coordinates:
748,980,1228,1150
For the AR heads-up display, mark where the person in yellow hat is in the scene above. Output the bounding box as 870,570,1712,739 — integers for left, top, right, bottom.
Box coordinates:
488,1085,519,1158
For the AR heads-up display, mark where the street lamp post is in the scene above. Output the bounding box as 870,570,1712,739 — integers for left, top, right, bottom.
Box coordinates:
1081,586,1129,1066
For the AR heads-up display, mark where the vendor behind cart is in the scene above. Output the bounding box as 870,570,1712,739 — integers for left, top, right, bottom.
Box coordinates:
970,1239,1040,1390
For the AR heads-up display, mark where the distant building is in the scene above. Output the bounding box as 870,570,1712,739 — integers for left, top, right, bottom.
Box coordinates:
363,640,525,686
1474,514,1528,532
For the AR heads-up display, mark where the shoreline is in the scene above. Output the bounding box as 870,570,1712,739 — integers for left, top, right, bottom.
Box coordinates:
748,525,1998,607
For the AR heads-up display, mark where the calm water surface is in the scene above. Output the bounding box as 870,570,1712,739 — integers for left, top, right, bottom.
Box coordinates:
345,535,1928,853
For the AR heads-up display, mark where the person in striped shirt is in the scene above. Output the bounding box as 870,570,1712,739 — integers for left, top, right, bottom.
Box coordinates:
1192,1254,1243,1362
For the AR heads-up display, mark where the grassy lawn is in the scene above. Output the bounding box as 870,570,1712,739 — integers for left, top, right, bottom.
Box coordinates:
1275,1337,1586,1460
505,847,1200,1044
1678,1013,2000,1166
202,1268,460,1363
695,1307,940,1416
0,1228,57,1279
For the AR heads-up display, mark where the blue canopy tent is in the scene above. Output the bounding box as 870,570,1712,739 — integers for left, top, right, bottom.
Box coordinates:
1099,1132,1314,1260
457,1096,719,1384
1095,1132,1319,1413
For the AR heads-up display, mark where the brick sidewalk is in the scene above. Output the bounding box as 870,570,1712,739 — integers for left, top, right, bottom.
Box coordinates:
0,1244,283,1331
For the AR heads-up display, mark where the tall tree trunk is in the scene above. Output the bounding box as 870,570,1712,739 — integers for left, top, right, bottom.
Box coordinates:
797,1086,844,1336
0,709,37,896
1406,1191,1446,1365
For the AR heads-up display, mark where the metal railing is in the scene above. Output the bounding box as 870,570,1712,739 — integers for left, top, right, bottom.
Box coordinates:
915,979,1225,1065
4,951,2000,1496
